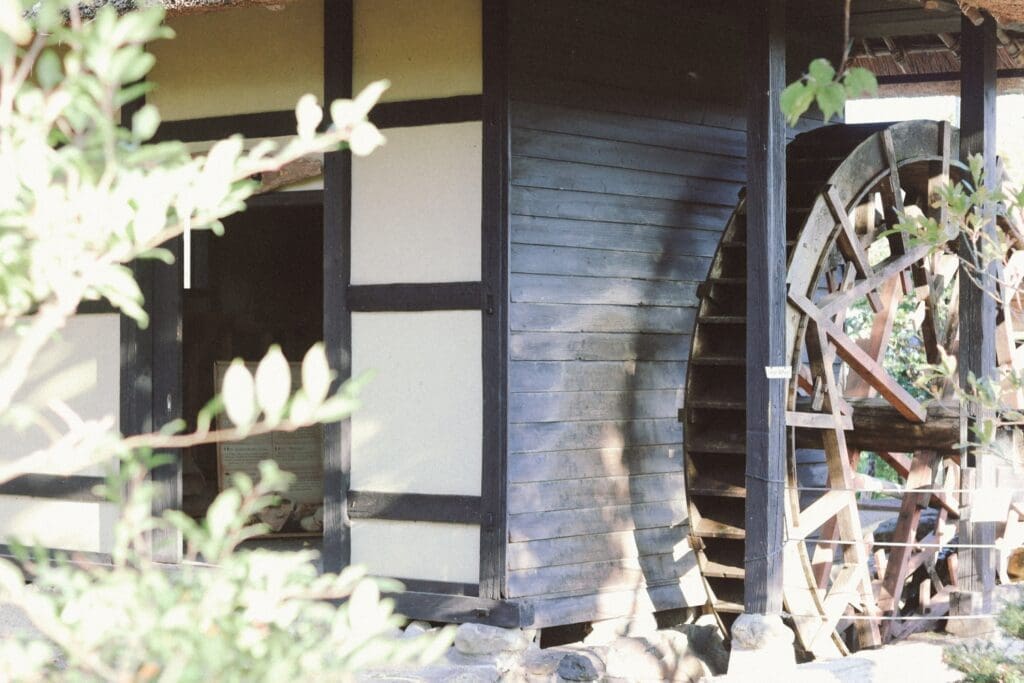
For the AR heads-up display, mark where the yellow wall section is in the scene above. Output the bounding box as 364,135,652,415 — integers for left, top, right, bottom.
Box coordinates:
354,0,482,102
149,0,324,121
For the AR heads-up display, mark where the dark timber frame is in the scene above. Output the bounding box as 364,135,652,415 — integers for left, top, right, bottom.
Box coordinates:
955,11,999,611
744,0,787,616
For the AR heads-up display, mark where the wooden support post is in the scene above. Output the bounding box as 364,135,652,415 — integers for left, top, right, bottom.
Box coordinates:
956,10,999,617
743,0,787,618
321,0,354,573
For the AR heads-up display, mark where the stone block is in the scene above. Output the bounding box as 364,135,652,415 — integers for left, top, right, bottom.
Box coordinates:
454,623,532,656
726,613,795,680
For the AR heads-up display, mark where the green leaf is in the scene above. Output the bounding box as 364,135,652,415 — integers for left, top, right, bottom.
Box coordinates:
132,104,161,142
295,94,322,140
780,81,814,127
302,343,331,406
206,488,242,540
255,345,291,425
807,58,836,85
843,67,878,98
222,360,257,429
816,82,846,123
35,50,62,90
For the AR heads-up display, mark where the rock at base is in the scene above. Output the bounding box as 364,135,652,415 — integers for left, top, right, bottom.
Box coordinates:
453,623,532,656
557,652,600,681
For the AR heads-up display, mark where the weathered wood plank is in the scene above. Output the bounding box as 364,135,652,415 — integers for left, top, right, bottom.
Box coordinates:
521,576,707,629
507,525,689,570
511,274,699,307
510,389,684,423
508,444,684,483
508,498,687,541
514,156,743,206
510,302,695,334
511,186,733,231
511,101,746,158
510,360,687,393
509,418,683,455
512,244,711,282
512,215,723,257
510,332,691,362
508,471,685,514
514,128,746,182
508,553,696,598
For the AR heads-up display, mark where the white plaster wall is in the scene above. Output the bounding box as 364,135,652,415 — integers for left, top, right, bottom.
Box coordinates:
149,0,324,120
354,0,482,103
0,314,121,553
351,311,482,496
351,122,482,284
351,519,480,583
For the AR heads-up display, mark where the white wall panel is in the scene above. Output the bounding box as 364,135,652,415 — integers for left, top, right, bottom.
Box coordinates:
351,311,482,496
0,314,120,477
0,313,120,553
354,0,482,103
0,497,117,554
149,0,323,120
351,519,479,583
351,122,482,285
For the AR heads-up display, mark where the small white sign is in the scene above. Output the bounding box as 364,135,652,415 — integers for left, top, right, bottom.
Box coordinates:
765,365,792,379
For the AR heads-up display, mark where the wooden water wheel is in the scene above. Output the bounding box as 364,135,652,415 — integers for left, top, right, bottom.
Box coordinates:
683,119,1024,658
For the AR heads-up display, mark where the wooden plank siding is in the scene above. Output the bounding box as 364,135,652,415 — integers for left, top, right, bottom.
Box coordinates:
505,0,830,625
505,0,746,618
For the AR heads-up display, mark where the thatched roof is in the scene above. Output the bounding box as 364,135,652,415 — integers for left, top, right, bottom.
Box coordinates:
970,1,1024,29
78,0,297,16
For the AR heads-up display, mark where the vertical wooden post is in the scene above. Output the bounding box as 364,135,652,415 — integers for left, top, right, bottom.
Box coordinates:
321,0,354,574
744,0,787,616
956,10,998,613
478,0,510,601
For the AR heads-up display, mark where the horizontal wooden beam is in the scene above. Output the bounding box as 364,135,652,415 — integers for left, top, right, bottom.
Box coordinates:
347,491,482,525
396,578,479,597
371,95,483,129
795,397,959,453
347,282,485,312
0,474,106,502
155,109,295,142
246,189,323,208
877,68,1024,86
155,95,484,144
387,591,531,628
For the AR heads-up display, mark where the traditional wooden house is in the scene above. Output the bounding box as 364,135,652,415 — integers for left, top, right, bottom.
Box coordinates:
2,0,1024,659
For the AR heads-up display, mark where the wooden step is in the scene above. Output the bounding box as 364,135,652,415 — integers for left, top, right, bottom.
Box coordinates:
702,559,745,580
690,355,744,367
688,433,745,455
687,398,744,411
688,476,746,498
713,599,745,614
694,517,746,540
697,314,746,325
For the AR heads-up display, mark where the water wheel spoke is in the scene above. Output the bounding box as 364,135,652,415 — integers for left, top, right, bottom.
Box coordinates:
806,321,883,648
825,186,883,312
846,277,902,399
818,243,933,318
792,290,927,423
880,129,915,295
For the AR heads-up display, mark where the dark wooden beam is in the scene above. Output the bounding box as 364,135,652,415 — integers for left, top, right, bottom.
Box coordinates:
245,189,323,208
744,0,787,616
154,110,296,143
957,10,999,611
388,592,530,629
321,0,353,575
347,282,485,312
371,95,483,129
348,491,482,525
479,0,510,604
394,578,480,597
0,474,106,503
877,67,1024,86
